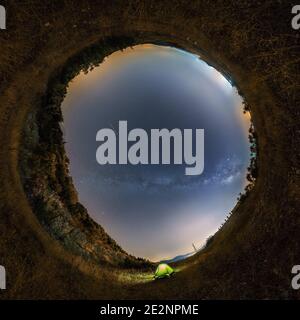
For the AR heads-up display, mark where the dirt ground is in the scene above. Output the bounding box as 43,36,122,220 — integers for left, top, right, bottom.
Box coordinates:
0,0,299,299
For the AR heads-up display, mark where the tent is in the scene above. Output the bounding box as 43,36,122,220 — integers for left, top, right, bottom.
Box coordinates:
154,263,174,279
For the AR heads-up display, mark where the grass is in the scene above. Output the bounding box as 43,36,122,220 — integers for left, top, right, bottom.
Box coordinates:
0,0,299,299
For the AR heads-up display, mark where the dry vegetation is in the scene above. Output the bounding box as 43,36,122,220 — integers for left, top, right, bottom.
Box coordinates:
0,0,299,299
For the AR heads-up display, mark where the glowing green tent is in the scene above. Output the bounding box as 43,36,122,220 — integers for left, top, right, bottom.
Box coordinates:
154,263,174,279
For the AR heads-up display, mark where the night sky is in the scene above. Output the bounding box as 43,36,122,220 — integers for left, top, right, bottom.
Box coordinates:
61,44,250,261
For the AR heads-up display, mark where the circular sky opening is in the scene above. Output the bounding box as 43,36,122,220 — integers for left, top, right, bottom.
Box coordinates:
61,44,252,262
